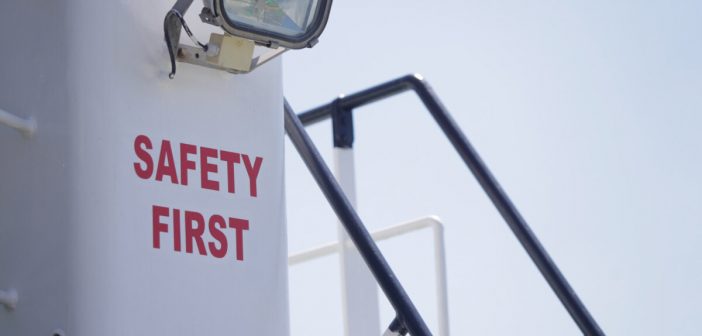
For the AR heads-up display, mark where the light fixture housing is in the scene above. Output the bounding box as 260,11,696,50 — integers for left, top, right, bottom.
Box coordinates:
164,0,333,77
202,0,333,49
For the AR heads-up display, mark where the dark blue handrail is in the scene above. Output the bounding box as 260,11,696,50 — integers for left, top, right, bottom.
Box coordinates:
291,74,605,335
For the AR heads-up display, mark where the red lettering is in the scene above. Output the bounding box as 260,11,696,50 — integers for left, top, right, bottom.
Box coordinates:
135,136,265,198
200,146,220,191
242,155,263,197
208,215,228,258
220,150,240,194
155,140,179,184
179,143,197,186
152,205,169,249
173,208,182,252
150,205,250,262
228,218,249,261
184,211,207,255
133,135,153,179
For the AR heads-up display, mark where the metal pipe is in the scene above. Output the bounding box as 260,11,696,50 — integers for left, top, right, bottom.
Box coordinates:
284,99,432,336
288,217,442,264
288,216,451,336
431,220,450,336
0,108,36,138
296,74,605,336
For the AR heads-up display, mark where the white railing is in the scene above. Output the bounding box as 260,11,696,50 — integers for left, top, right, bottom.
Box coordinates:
289,216,450,336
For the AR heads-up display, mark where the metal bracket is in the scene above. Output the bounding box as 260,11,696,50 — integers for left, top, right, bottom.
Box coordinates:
0,289,18,311
164,0,287,78
0,108,36,138
250,47,288,71
331,96,354,148
176,35,287,75
198,6,220,26
382,316,409,336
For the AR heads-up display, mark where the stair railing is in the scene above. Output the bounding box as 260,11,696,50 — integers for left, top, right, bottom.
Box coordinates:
284,74,604,336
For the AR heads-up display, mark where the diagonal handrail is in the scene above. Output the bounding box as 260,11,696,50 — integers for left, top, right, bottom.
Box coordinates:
285,100,432,335
294,74,605,335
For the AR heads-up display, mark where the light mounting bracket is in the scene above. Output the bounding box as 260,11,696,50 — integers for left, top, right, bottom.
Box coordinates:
164,0,288,78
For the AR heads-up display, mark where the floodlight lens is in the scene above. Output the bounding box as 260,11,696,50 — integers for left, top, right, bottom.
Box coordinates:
222,0,320,38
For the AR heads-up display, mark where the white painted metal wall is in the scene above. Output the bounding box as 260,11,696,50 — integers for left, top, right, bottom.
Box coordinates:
0,1,289,335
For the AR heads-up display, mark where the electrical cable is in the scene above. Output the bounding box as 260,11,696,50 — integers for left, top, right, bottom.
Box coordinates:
169,9,209,51
164,8,208,79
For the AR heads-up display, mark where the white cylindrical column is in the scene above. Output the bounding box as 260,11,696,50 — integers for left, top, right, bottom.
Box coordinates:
334,147,381,336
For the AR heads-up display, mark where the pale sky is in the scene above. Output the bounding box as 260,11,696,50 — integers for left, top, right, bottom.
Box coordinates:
282,1,702,335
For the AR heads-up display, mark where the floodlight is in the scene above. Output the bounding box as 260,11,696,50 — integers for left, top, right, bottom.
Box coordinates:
202,0,332,49
164,0,333,78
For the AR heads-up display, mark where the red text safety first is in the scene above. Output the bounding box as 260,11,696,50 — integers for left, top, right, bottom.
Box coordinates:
133,134,264,262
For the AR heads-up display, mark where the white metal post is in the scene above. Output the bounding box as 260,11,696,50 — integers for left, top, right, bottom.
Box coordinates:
432,222,450,336
333,147,381,336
